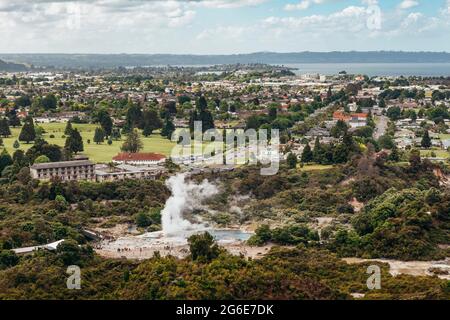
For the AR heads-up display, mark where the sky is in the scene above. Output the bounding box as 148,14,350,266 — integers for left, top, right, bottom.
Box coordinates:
0,0,450,54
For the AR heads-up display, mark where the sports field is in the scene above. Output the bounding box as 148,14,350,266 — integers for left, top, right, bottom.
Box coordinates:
1,123,176,163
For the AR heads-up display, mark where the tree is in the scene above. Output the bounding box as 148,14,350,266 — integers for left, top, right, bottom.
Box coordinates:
198,96,208,112
0,250,19,269
286,152,298,169
386,106,401,121
161,116,175,139
13,140,20,149
187,232,221,263
7,109,21,127
141,109,162,137
34,155,50,164
99,111,113,136
135,212,152,228
378,134,395,150
330,120,348,138
409,149,422,172
268,106,277,120
65,128,84,154
64,121,73,135
125,101,142,130
18,120,36,144
312,137,323,163
121,129,143,153
13,150,27,167
0,149,13,173
93,127,105,144
41,94,57,110
111,127,121,141
0,118,11,137
421,130,432,149
388,145,400,162
333,143,350,164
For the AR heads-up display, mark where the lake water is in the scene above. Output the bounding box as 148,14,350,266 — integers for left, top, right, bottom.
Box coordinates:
281,63,450,77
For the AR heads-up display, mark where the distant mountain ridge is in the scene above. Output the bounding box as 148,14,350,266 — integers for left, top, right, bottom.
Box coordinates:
1,52,450,69
0,59,28,72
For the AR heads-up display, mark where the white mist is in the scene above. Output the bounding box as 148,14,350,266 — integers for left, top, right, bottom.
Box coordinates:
161,173,218,236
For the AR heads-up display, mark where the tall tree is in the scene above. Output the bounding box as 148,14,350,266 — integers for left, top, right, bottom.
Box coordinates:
65,128,84,154
161,116,175,139
198,96,208,112
330,120,348,138
41,94,57,110
111,127,121,141
93,127,105,144
7,109,21,127
125,100,142,130
98,110,113,136
64,121,73,135
141,109,162,137
286,152,298,169
312,137,323,163
0,149,13,173
0,118,11,137
301,144,313,163
18,119,36,144
268,106,277,120
421,130,432,149
121,129,143,153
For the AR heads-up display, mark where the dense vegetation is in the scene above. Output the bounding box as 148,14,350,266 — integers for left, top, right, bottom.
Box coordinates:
1,239,449,300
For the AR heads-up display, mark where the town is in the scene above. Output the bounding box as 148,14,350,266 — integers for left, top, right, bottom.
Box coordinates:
0,63,450,301
1,65,449,184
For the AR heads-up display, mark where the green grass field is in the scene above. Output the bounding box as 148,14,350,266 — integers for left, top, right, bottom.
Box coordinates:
1,123,176,163
300,164,334,171
420,149,450,159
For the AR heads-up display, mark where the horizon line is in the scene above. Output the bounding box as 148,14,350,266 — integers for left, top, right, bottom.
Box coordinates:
1,50,450,55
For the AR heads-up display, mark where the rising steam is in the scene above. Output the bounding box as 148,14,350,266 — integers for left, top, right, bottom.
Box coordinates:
161,173,219,236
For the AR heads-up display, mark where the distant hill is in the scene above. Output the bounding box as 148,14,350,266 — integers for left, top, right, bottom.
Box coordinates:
1,52,450,69
0,59,28,72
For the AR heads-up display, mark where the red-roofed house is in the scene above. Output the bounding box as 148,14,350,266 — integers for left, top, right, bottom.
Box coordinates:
112,153,166,165
333,111,368,128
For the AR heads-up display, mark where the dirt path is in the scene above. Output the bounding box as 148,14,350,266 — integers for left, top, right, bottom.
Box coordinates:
96,242,274,260
343,257,450,280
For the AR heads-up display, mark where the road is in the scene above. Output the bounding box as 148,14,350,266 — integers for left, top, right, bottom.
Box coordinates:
374,115,388,140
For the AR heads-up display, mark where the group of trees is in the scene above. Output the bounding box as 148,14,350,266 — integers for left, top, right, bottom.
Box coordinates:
248,224,319,246
188,96,215,133
124,101,165,137
301,135,359,165
330,187,449,261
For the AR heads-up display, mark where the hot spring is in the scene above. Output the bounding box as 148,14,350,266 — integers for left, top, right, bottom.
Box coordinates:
99,173,253,254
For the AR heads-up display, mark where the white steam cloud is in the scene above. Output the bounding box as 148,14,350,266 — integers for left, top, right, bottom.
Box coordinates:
161,173,218,236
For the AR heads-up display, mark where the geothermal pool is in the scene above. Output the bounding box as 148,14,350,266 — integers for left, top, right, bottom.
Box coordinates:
97,174,253,257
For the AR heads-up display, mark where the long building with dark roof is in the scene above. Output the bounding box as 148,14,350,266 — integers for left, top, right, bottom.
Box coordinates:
30,159,95,181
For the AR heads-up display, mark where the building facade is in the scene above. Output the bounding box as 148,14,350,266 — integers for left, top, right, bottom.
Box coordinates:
30,160,96,181
112,152,166,166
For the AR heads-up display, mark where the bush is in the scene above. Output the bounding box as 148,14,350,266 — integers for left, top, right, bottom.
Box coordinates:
188,232,221,263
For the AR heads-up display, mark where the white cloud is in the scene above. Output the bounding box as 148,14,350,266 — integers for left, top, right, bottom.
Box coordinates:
192,0,268,9
401,12,422,27
398,0,419,10
284,0,333,11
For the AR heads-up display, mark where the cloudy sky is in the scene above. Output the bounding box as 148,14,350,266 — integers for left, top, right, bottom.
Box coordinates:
1,0,450,53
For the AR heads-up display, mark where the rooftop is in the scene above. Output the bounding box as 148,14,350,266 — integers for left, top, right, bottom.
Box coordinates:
31,160,94,170
113,152,166,162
